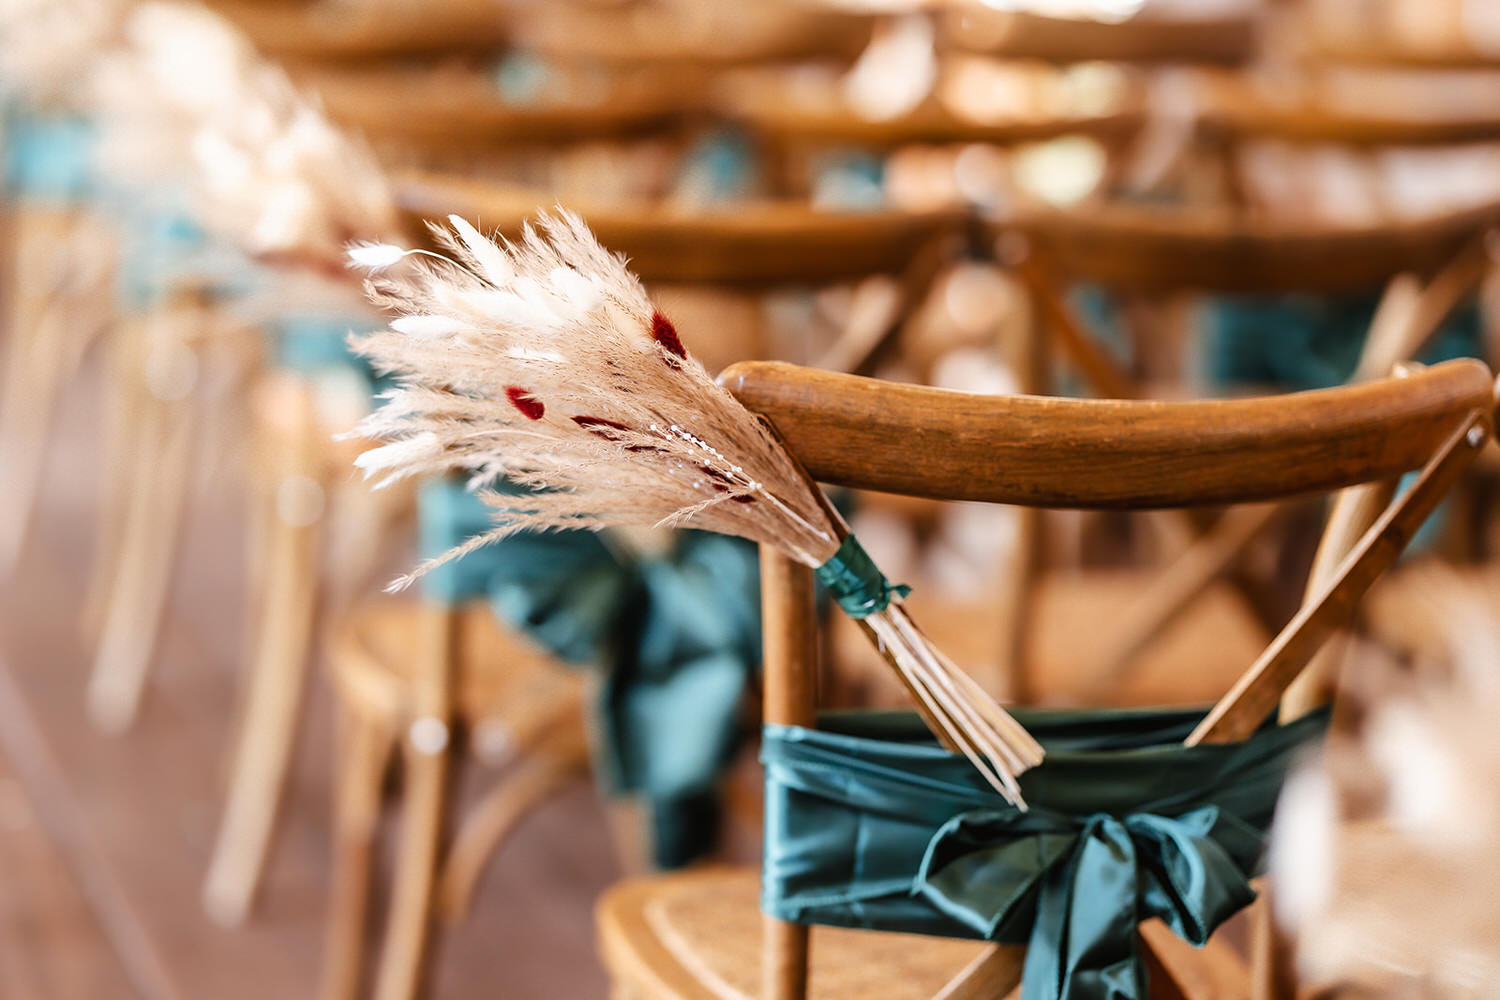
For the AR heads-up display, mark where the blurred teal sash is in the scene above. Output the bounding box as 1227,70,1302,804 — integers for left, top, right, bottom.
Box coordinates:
762,707,1326,1000
419,479,760,867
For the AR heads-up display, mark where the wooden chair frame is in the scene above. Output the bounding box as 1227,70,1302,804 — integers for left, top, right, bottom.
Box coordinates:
717,356,1497,1000
995,203,1499,697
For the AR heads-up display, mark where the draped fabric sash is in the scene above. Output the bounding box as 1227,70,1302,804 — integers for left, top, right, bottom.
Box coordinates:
762,708,1327,1000
419,479,761,867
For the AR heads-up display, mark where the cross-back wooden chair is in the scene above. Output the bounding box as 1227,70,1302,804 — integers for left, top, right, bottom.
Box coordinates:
714,61,1146,207
395,168,969,373
598,354,1498,1000
967,200,1500,706
0,109,114,574
1198,63,1500,222
509,1,875,74
199,28,717,927
309,174,972,1000
937,5,1259,68
205,0,513,64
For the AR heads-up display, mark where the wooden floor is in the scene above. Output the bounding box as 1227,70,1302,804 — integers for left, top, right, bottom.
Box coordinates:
0,359,618,999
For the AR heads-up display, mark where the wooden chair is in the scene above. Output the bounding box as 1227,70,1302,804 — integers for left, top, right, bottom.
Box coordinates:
971,200,1500,705
0,203,114,573
938,5,1260,68
201,365,411,926
714,61,1147,206
598,354,1497,1000
308,174,970,1000
393,169,970,373
318,597,587,1000
204,0,513,63
199,22,711,923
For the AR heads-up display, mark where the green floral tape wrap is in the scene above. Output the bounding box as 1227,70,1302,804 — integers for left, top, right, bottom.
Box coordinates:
815,534,911,619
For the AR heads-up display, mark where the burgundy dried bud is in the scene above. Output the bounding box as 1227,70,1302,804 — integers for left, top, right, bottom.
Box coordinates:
573,415,661,453
651,311,687,361
572,416,630,433
505,386,545,421
700,464,756,503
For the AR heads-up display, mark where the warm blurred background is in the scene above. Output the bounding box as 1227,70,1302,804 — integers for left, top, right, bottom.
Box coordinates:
2,0,1500,998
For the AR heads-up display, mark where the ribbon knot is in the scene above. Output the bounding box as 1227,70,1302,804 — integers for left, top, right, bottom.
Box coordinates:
914,805,1262,1000
814,534,911,619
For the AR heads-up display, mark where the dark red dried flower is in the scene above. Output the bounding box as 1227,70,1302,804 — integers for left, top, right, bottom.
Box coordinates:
505,386,545,420
700,464,756,503
573,415,662,453
572,415,629,433
651,311,687,362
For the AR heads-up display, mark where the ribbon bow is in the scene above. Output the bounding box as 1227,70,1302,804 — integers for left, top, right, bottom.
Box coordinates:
915,805,1263,1000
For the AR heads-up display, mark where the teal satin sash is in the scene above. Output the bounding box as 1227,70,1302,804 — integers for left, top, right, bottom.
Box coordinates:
418,479,761,867
1207,292,1479,392
274,314,383,387
762,707,1327,1000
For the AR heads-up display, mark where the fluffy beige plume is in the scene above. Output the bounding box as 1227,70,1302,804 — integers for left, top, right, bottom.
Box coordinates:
89,1,398,265
350,211,1044,802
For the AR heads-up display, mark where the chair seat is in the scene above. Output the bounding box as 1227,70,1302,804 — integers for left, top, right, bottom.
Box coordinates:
599,867,1253,1000
598,867,993,1000
329,599,585,756
834,569,1267,707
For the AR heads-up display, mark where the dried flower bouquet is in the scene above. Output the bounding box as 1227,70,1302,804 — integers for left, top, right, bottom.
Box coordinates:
350,211,1044,802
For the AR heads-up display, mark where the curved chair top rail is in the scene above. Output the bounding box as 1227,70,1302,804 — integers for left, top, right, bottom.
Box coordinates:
394,171,967,286
206,0,511,61
293,66,694,150
938,8,1257,67
509,4,873,68
1201,78,1500,148
719,358,1496,508
1302,30,1500,71
1001,200,1500,294
716,76,1144,149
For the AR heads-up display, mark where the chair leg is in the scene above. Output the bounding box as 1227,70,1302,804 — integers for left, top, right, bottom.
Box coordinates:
86,395,194,732
319,710,394,1000
436,728,588,920
763,916,809,1000
202,469,323,925
81,321,145,640
372,725,454,1000
0,295,68,573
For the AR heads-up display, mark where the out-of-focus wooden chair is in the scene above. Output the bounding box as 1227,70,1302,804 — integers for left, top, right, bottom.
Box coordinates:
0,110,114,573
938,4,1259,68
598,354,1496,1000
961,200,1500,704
318,596,586,1000
311,181,970,1000
395,169,970,374
201,24,711,925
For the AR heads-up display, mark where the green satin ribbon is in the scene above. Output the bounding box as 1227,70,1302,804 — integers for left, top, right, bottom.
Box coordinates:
762,707,1327,1000
419,478,761,868
814,534,910,619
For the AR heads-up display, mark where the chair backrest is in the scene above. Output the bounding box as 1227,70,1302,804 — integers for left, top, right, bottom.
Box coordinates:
294,65,696,158
1005,201,1500,295
938,8,1258,67
393,170,967,287
208,0,512,62
722,356,1496,999
721,357,1492,507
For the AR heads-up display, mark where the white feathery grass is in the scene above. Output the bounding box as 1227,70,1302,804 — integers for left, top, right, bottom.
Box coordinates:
349,211,1045,803
87,1,399,267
